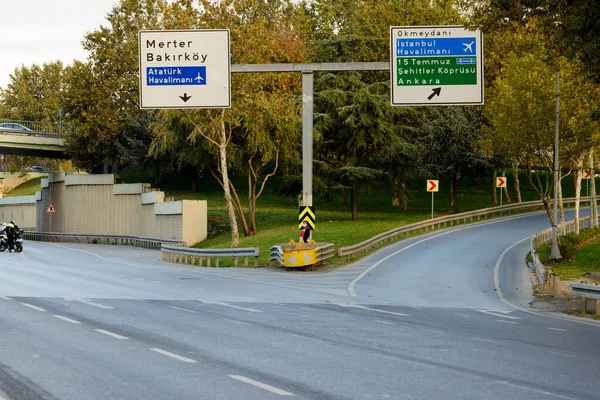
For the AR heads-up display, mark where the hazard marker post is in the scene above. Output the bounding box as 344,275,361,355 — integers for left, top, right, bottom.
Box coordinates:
427,180,439,219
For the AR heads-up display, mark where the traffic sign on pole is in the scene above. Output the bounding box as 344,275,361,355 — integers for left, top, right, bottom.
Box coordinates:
583,171,591,179
496,177,507,188
427,180,439,192
138,29,231,109
390,25,484,106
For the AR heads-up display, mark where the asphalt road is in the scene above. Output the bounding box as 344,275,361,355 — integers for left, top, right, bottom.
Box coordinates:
1,210,599,399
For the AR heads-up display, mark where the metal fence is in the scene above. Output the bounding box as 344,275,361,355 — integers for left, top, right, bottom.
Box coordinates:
24,232,185,250
0,119,76,137
162,245,260,267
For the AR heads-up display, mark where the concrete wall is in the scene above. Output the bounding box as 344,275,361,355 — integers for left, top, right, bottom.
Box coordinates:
34,173,207,245
0,195,36,228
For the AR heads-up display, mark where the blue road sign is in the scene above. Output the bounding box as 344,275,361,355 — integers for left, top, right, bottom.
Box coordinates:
396,38,477,57
146,66,206,86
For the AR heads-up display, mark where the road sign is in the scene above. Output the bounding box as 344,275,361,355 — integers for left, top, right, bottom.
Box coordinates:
46,203,56,214
496,177,507,188
427,180,439,192
138,29,231,109
390,25,484,106
583,171,591,179
299,206,316,229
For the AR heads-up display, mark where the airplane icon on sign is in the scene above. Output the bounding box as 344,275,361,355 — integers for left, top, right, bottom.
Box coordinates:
463,41,474,53
194,73,204,83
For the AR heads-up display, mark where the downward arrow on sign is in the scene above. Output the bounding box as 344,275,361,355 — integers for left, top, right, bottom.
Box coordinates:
179,93,192,102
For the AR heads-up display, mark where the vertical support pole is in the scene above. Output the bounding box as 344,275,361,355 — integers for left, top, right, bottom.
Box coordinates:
431,192,434,219
500,188,503,207
302,71,314,209
551,72,562,260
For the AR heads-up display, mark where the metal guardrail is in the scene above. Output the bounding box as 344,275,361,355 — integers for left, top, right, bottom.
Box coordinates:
569,282,600,315
24,232,185,250
338,196,595,261
162,245,259,267
530,216,592,290
316,243,335,262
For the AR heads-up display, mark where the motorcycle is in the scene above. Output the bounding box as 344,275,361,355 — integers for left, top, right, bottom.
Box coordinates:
0,229,24,253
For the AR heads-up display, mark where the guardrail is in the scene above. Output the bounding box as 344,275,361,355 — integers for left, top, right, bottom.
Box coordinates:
569,282,600,315
24,232,185,250
0,118,76,136
162,245,259,267
530,216,592,291
337,196,595,261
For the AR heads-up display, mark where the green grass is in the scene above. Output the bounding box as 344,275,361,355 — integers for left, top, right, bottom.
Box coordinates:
538,227,600,281
5,177,43,197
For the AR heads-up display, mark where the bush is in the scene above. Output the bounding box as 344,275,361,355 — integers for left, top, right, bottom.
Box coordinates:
558,240,577,259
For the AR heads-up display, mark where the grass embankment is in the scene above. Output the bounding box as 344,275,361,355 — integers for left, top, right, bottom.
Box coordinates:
5,177,43,197
538,227,600,281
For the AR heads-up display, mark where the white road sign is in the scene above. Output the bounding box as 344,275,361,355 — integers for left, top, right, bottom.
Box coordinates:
139,29,231,109
390,25,483,106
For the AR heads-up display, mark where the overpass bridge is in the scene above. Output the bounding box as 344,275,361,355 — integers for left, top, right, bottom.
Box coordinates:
0,119,71,158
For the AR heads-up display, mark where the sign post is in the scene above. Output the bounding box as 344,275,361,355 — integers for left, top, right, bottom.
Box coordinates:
496,176,507,207
138,29,231,109
390,26,483,106
427,180,439,219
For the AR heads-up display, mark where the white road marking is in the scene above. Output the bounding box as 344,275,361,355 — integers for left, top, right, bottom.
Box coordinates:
493,380,575,399
53,315,81,324
150,348,197,363
21,303,45,312
171,306,198,314
300,307,313,311
548,351,577,358
95,329,129,340
64,298,113,309
135,278,146,281
476,309,521,320
336,303,409,316
474,337,501,344
198,299,263,313
547,327,567,332
496,319,517,324
285,333,325,343
454,313,471,317
89,288,107,293
0,296,11,300
494,237,600,328
348,214,537,296
173,284,183,288
229,375,295,396
374,320,394,325
224,319,253,327
153,281,164,284
125,296,143,301
421,328,443,334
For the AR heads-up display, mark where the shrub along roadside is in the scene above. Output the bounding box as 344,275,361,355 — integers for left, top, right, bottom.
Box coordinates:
538,227,600,281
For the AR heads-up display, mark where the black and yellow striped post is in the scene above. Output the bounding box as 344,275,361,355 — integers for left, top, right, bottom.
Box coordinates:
298,206,316,230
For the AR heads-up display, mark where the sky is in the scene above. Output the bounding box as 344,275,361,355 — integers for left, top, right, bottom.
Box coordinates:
0,0,118,89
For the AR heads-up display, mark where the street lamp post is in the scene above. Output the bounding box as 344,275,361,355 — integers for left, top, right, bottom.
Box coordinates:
550,72,562,260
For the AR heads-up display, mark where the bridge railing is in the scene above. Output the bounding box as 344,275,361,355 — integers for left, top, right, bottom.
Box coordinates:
0,119,75,137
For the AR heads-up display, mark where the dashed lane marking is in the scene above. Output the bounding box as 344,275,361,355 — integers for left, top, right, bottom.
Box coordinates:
64,298,113,309
171,306,198,314
95,329,129,340
374,320,394,325
0,296,11,300
476,309,521,320
454,313,471,318
336,303,409,317
492,380,575,399
198,299,263,313
473,337,501,344
21,303,46,312
496,320,517,324
150,348,197,363
224,319,253,327
53,315,81,324
229,375,295,396
547,327,567,332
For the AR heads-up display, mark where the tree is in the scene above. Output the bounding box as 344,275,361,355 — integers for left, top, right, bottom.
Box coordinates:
420,106,488,213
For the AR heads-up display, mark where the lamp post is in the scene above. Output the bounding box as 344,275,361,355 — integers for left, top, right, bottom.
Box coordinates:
550,72,562,260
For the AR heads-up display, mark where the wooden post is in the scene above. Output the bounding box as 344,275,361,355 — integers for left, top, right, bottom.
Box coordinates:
216,257,220,268
244,257,249,267
234,257,238,267
581,298,588,314
596,300,600,316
